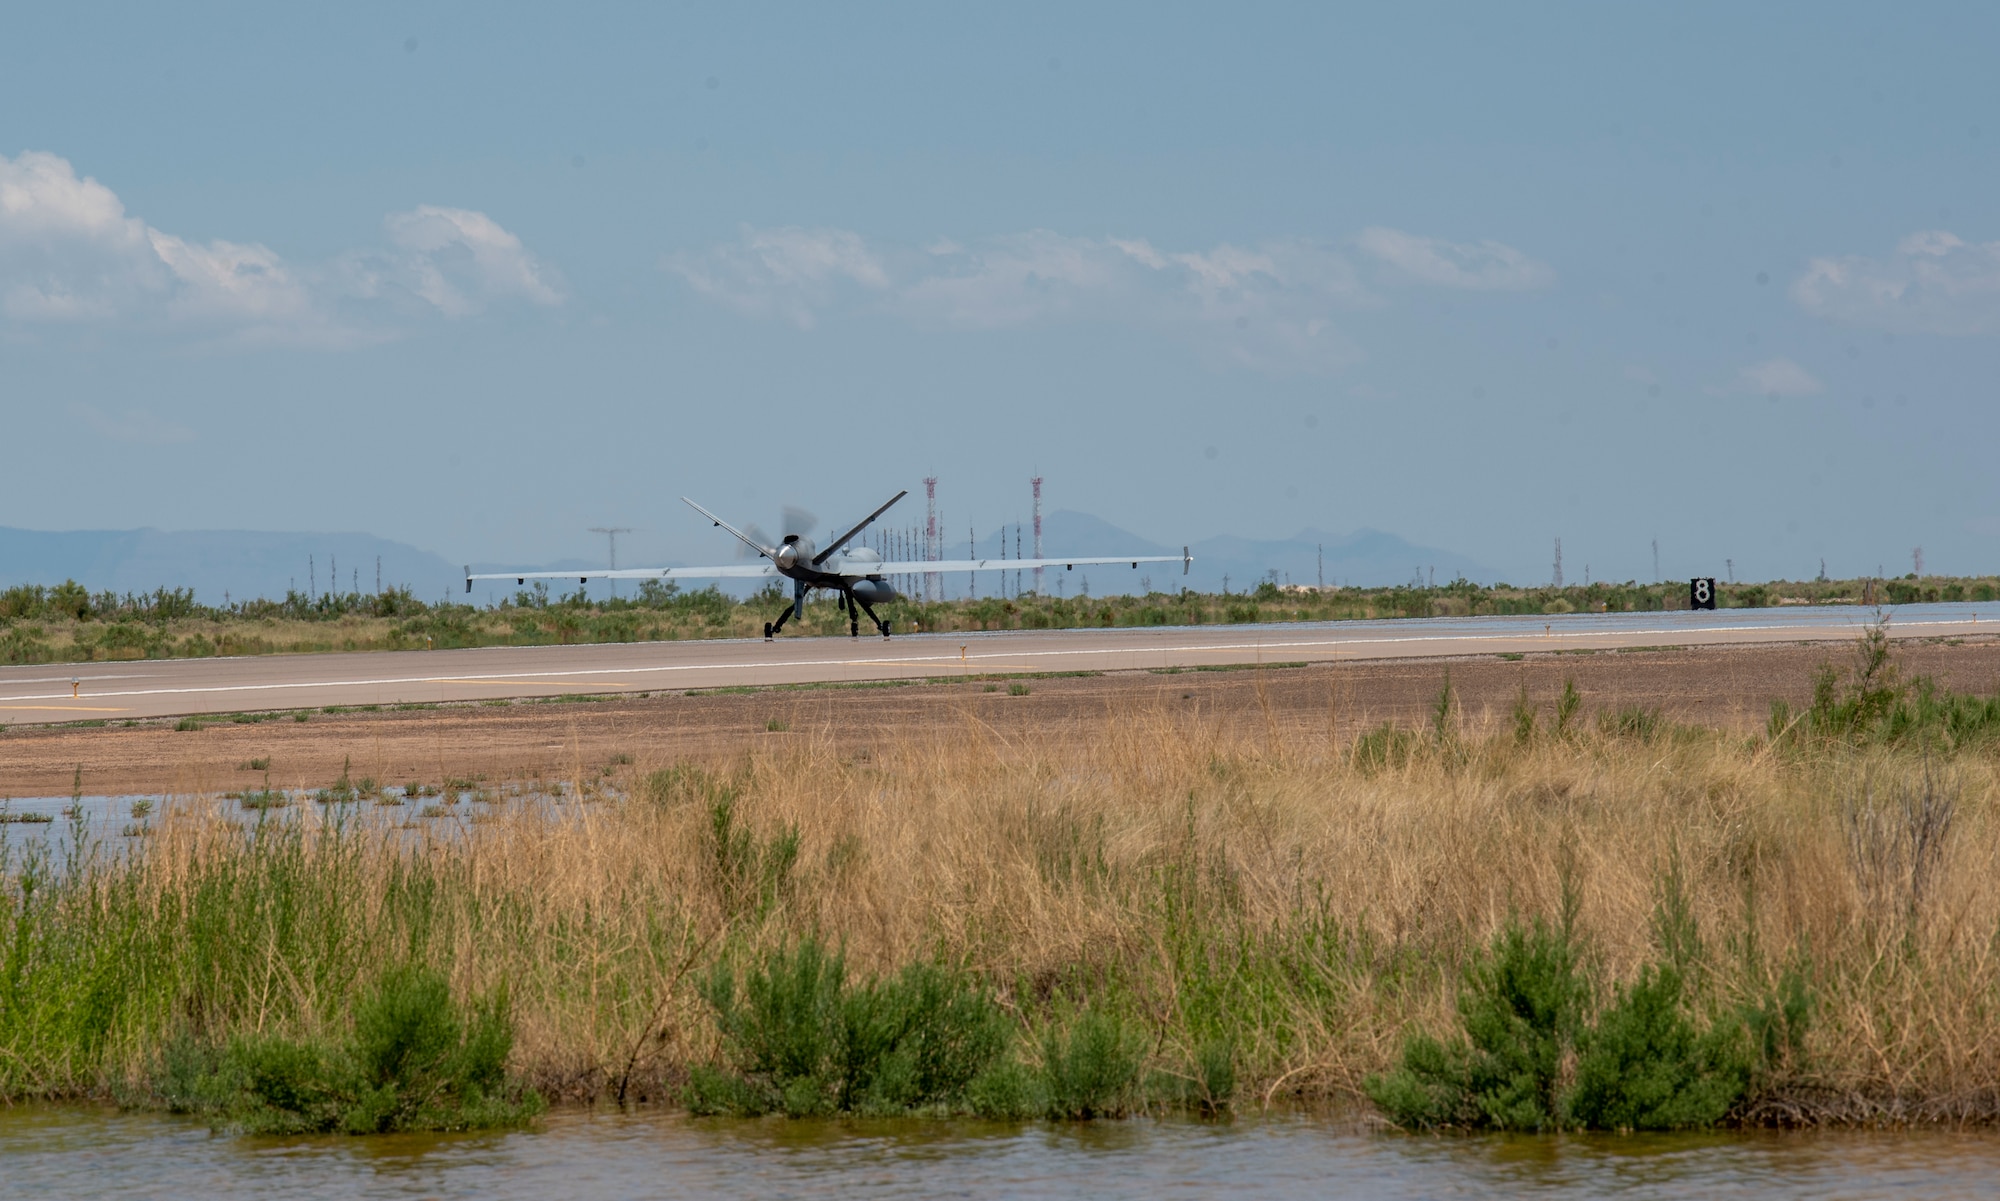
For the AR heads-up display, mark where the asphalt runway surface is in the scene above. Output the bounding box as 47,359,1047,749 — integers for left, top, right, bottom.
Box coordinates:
1,603,1991,724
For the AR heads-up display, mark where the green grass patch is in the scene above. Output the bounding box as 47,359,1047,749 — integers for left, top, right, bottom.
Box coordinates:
1189,661,1309,673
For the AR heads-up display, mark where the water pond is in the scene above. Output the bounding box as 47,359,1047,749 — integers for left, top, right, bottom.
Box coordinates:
3,1106,1997,1199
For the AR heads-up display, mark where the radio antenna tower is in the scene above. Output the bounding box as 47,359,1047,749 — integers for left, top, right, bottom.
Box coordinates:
924,476,939,603
1552,537,1564,589
589,527,632,597
1031,474,1044,596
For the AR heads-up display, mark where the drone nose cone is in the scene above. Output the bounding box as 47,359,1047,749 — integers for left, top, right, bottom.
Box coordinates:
775,543,801,570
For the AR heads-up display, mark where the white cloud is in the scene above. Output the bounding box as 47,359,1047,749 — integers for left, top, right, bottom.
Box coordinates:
0,150,561,346
665,225,888,329
378,206,563,316
1792,231,2000,335
1714,357,1823,399
72,402,195,444
669,225,1373,373
1356,226,1554,291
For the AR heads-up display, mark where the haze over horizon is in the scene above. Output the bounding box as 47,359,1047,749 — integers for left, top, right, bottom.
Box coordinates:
2,3,1995,587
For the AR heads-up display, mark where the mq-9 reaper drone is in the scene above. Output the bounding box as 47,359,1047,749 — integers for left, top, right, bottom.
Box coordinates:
467,490,1191,640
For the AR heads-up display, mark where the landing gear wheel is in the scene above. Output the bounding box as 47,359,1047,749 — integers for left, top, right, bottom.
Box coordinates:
763,622,774,641
879,620,891,639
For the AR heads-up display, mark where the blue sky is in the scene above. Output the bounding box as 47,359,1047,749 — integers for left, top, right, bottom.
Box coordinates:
2,2,1996,585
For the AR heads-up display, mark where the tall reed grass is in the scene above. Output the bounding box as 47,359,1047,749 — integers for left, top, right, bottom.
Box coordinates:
3,668,1998,1125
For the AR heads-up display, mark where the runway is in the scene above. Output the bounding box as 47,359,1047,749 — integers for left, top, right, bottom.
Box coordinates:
0,603,1990,723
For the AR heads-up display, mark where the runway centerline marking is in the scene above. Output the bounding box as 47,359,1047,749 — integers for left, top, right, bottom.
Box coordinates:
432,678,638,688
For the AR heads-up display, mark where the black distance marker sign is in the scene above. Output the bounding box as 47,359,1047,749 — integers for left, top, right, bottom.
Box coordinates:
1690,578,1717,610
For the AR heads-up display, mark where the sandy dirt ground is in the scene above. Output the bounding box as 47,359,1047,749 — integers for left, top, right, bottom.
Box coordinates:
4,637,1998,798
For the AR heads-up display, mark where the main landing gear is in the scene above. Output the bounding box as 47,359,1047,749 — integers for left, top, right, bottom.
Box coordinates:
839,590,892,639
763,589,892,640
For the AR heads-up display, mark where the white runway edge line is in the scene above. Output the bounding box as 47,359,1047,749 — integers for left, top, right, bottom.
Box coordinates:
0,617,1980,706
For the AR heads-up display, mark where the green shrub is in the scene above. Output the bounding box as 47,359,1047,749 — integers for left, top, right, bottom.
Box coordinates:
153,964,539,1134
689,939,1011,1118
1040,1008,1143,1119
1171,1038,1237,1117
1564,964,1749,1130
1598,706,1662,742
1512,686,1538,745
1366,920,1588,1131
1367,920,1774,1132
1554,679,1583,738
965,1058,1044,1119
1453,920,1591,1129
1352,724,1417,773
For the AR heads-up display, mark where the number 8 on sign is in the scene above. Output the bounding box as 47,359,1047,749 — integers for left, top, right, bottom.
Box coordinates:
1690,578,1716,610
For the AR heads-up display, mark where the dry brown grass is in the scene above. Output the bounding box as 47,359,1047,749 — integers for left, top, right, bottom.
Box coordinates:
19,697,2000,1121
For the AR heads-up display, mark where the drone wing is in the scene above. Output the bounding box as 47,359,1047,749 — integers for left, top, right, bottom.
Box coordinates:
465,563,777,591
861,549,1192,576
814,490,909,566
680,497,778,560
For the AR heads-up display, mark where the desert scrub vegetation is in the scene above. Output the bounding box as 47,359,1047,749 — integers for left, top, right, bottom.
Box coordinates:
2,643,1998,1129
3,572,1995,664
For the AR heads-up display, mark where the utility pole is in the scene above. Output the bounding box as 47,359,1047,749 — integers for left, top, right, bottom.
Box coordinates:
1913,547,1924,578
1652,538,1659,584
1317,543,1324,590
1552,538,1563,589
1726,558,1734,584
589,527,633,597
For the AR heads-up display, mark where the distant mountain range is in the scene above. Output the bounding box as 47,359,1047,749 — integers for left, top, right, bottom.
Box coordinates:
0,527,467,605
0,514,1492,606
927,511,1491,598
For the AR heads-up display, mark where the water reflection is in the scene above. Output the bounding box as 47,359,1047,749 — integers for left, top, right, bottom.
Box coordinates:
3,1106,1998,1199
